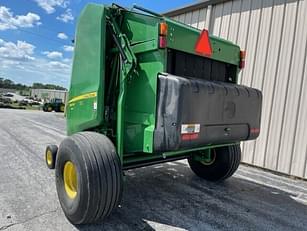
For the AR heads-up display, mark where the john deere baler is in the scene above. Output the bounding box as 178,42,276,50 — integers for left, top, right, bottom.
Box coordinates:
45,3,262,224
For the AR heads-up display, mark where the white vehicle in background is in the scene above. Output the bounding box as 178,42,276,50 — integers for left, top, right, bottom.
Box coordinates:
2,92,25,102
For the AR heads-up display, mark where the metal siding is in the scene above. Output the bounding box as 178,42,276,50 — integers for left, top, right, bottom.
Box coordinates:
198,8,208,29
278,0,306,175
219,1,233,38
294,47,307,178
291,0,307,177
172,15,179,21
31,89,67,102
227,0,242,42
251,0,274,167
239,0,263,164
251,0,278,169
185,11,193,25
167,0,307,179
172,8,208,30
266,1,298,172
235,0,252,85
211,4,224,35
261,0,286,170
178,13,186,23
191,10,200,28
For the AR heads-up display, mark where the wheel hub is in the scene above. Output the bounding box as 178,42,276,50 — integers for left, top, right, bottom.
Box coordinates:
63,161,78,199
46,150,53,166
200,150,216,165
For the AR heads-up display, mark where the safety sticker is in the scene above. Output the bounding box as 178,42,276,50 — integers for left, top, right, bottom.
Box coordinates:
181,124,200,134
181,124,200,141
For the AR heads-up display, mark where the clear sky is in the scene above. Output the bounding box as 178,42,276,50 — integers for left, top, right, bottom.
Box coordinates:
0,0,197,88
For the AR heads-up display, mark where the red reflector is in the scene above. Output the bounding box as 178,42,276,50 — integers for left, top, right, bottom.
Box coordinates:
240,61,245,69
240,50,246,59
239,50,246,69
159,36,167,48
195,29,212,57
250,128,260,134
182,133,199,141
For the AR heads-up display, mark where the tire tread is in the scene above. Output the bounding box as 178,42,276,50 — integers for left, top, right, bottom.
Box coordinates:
188,144,241,182
55,132,123,224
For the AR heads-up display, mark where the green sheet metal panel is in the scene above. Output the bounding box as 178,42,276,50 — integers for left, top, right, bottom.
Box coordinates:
124,50,165,153
66,4,106,135
121,11,159,44
165,18,240,66
120,12,164,153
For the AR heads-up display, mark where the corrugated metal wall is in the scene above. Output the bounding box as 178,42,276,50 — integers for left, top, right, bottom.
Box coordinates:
31,89,67,102
170,0,307,179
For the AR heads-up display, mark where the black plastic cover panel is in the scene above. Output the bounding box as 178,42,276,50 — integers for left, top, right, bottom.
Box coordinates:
154,74,262,152
166,49,237,83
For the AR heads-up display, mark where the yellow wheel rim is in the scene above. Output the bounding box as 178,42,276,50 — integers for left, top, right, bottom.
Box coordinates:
60,105,65,112
200,150,217,166
63,161,78,199
48,107,52,112
46,150,53,166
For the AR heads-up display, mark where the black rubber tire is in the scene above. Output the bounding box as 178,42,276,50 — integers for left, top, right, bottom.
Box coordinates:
54,104,63,113
47,105,53,112
188,144,241,182
45,144,58,169
55,132,123,224
42,106,48,112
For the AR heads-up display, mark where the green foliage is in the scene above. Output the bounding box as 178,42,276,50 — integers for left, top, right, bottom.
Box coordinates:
32,82,67,90
0,77,30,90
0,77,67,91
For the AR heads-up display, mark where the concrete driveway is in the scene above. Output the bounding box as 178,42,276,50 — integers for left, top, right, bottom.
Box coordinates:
0,109,307,231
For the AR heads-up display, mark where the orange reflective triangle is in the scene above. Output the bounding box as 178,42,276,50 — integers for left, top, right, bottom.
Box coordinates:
195,29,212,57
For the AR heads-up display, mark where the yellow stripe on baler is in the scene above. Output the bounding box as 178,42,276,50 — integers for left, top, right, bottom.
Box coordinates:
68,92,97,104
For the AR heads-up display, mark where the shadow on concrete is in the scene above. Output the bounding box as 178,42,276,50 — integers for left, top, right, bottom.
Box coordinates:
76,161,307,231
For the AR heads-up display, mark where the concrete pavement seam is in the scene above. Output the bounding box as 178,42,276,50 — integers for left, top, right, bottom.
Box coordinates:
0,208,59,231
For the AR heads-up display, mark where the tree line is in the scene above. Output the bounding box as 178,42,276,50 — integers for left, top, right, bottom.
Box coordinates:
0,78,67,91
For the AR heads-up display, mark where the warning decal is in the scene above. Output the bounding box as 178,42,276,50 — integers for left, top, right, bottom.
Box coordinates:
181,124,200,134
181,124,200,141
